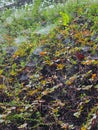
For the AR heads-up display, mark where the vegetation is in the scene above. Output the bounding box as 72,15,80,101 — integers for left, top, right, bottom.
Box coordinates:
0,0,98,130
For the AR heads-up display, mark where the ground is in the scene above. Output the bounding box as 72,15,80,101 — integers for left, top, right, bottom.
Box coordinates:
0,1,98,130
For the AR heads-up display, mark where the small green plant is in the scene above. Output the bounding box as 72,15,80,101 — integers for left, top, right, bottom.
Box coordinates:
60,12,70,26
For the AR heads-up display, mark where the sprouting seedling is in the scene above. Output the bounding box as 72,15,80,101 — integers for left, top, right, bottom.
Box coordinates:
60,12,70,26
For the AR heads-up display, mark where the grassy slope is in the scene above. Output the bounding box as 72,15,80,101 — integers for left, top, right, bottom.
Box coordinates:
0,0,98,130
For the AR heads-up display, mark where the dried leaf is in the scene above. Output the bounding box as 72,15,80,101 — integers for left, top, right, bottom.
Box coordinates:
57,64,64,70
75,51,85,60
42,90,49,95
81,126,87,130
40,51,48,56
66,75,77,85
18,123,27,129
82,60,98,65
91,74,97,80
61,123,69,129
82,85,92,90
73,111,81,118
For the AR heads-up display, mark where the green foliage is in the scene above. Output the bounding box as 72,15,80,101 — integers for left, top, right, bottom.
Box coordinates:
32,0,41,18
60,12,70,26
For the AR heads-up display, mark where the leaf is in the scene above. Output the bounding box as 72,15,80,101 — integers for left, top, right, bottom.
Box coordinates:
12,54,18,58
82,60,98,65
41,80,47,86
57,64,64,70
94,84,98,89
70,58,77,65
12,63,17,70
0,84,6,90
52,108,58,114
75,51,85,60
0,70,3,75
60,12,69,26
82,85,93,90
61,123,69,129
10,70,17,76
40,51,48,56
0,103,6,110
42,89,49,95
66,75,77,85
28,89,39,96
56,99,65,107
78,8,83,15
73,111,81,118
18,123,27,129
82,30,90,37
81,126,87,130
91,73,97,80
0,114,7,120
